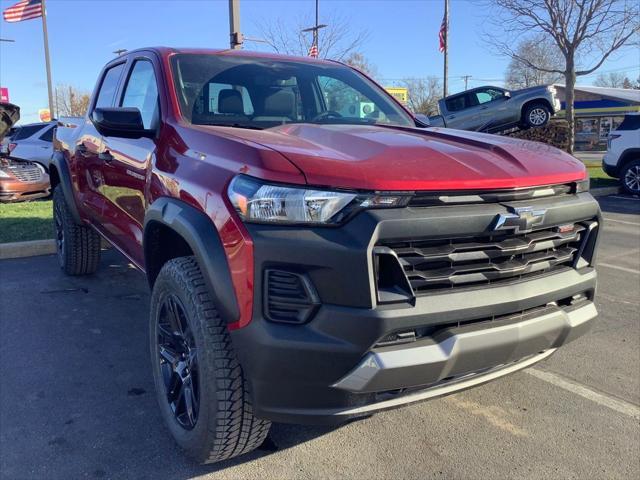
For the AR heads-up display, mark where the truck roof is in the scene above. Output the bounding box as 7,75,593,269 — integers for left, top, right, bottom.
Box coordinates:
123,46,339,66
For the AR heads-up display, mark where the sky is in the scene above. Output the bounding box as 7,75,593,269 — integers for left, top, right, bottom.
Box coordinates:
1,0,638,124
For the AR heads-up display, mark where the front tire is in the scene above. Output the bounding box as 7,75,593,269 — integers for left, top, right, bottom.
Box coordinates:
621,159,640,196
52,186,101,275
523,103,551,128
149,256,270,464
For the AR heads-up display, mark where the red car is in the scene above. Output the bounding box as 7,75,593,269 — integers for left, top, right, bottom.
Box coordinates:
52,48,600,463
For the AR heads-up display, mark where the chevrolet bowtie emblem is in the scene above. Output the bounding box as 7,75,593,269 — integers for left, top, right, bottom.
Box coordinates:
493,206,547,234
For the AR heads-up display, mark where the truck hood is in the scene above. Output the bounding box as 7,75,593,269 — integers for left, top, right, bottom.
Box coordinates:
0,103,20,142
217,124,586,191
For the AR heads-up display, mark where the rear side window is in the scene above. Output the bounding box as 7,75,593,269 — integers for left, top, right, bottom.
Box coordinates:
39,126,54,142
445,95,468,112
13,124,46,140
95,63,125,109
120,60,160,129
616,115,640,131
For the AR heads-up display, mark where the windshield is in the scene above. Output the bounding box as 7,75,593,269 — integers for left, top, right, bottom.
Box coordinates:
170,54,414,130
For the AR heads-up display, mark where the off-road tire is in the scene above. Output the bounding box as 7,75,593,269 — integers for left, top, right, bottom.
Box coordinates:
621,158,640,196
149,256,271,464
522,103,551,128
53,186,101,275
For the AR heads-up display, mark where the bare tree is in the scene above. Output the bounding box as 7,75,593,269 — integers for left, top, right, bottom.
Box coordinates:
55,85,90,117
401,77,443,115
505,35,564,88
484,0,639,152
343,52,379,79
594,72,628,88
255,12,369,61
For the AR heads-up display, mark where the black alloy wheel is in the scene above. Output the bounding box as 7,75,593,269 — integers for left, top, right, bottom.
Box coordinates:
156,294,200,430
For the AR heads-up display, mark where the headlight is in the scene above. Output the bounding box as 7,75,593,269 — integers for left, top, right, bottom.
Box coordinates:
576,178,590,193
228,175,409,225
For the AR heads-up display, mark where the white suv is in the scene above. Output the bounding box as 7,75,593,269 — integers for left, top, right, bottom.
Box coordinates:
603,113,640,195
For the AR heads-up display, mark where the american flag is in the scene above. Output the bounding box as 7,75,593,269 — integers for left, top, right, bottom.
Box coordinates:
3,0,43,23
308,44,318,58
438,15,447,53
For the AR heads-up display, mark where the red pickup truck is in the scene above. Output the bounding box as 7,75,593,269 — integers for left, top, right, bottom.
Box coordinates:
52,48,601,463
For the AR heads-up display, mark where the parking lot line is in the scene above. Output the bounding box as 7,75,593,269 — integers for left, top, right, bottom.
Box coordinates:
603,217,640,226
526,368,640,420
597,263,640,275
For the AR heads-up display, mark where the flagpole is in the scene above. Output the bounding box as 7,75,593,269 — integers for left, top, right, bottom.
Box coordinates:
41,0,54,116
443,0,448,97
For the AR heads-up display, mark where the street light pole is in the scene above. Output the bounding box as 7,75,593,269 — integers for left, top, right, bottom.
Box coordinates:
229,0,242,49
302,0,327,57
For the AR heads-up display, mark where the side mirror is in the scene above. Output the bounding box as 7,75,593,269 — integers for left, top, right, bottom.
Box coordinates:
414,113,431,127
91,107,154,139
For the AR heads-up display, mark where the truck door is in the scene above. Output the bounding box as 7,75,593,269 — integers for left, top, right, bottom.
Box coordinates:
73,62,126,224
98,57,160,266
441,93,474,129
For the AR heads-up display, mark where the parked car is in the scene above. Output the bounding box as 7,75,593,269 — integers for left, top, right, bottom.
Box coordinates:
52,48,600,464
429,85,561,132
603,113,640,195
0,103,51,202
1,121,56,170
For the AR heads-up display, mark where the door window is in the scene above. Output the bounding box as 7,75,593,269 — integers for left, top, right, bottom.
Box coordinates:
445,94,468,112
95,63,125,109
39,126,54,142
473,89,505,105
13,124,46,140
120,60,160,129
316,76,385,122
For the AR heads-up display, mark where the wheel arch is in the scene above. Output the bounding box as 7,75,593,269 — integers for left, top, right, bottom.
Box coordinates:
521,98,553,118
50,151,82,223
143,197,240,325
619,148,640,171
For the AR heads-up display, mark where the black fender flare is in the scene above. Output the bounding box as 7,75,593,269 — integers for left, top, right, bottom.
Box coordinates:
50,151,82,224
144,197,241,325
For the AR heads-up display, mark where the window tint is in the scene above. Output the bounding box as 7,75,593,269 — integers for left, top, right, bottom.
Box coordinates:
120,60,159,129
445,95,467,112
13,124,46,140
95,63,125,109
616,115,640,131
39,126,54,142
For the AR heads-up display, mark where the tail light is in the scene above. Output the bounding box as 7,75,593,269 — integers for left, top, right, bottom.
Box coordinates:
607,134,621,150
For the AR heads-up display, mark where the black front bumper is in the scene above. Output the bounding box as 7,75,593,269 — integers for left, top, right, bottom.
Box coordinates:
230,192,601,424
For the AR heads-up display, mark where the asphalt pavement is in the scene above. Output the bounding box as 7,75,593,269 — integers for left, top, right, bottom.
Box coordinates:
1,195,639,480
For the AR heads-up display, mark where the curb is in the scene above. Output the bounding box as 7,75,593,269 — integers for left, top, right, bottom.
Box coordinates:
590,186,621,197
0,239,56,260
0,238,111,261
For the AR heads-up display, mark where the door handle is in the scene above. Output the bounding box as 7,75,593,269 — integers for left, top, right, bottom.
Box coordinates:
448,115,456,119
480,106,489,110
99,150,113,163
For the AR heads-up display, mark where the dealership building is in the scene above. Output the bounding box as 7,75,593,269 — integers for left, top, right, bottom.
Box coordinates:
553,85,640,151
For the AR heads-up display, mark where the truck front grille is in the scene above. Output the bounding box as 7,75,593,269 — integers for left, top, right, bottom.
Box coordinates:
379,223,590,295
7,163,43,183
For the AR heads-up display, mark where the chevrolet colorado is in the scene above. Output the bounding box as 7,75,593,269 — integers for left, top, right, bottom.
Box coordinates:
52,48,600,464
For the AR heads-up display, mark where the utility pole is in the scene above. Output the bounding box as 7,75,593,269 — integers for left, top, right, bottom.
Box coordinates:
462,75,471,90
302,0,327,57
228,0,243,50
443,0,449,97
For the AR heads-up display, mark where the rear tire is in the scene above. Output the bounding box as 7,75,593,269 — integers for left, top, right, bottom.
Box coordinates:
53,186,101,275
621,159,640,196
149,256,271,464
522,103,551,128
